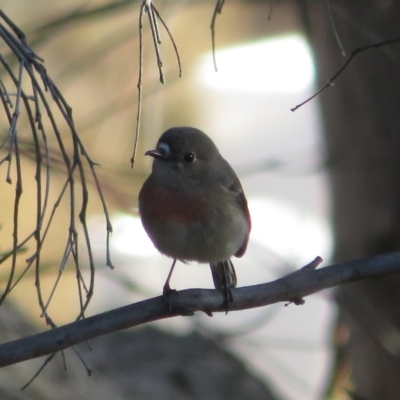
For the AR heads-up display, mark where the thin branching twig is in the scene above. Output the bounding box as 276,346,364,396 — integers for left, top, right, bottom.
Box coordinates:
20,353,57,391
0,10,116,386
210,0,225,72
267,0,275,21
0,11,113,325
131,2,145,169
131,0,182,167
291,38,400,111
325,0,345,56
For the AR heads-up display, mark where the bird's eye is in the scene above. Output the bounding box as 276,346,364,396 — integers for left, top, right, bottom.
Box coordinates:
183,152,195,163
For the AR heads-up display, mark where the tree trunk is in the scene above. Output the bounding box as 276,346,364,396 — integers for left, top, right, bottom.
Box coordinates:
303,1,400,398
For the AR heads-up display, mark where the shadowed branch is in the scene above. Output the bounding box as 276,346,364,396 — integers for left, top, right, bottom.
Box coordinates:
1,252,400,367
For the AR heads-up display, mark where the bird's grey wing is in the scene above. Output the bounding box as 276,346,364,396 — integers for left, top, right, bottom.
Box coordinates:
227,175,251,258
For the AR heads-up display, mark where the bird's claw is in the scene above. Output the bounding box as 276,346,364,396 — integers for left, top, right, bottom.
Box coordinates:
223,286,234,314
163,284,180,312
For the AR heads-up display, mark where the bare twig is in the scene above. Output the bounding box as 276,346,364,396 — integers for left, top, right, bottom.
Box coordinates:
20,353,57,391
325,0,345,56
131,0,182,167
151,6,182,79
210,0,225,72
146,2,164,84
0,11,117,385
1,252,400,367
0,58,24,304
0,11,113,323
131,2,145,169
291,38,400,111
268,0,275,21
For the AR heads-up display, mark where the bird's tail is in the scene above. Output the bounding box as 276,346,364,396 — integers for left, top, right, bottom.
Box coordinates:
209,259,237,291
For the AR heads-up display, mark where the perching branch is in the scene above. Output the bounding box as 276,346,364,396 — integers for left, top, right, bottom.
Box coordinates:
291,38,400,111
2,252,400,368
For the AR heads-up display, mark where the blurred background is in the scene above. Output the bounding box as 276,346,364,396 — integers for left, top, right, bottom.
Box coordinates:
1,1,400,399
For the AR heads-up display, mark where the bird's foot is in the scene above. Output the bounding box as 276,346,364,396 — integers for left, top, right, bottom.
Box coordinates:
163,283,180,312
223,286,234,314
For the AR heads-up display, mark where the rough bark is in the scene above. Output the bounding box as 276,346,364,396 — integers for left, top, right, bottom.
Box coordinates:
303,1,400,398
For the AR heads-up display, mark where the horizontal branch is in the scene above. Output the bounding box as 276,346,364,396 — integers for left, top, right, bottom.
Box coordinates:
1,251,400,367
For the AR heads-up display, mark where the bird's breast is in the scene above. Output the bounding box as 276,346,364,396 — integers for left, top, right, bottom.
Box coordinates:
138,179,248,262
139,183,211,223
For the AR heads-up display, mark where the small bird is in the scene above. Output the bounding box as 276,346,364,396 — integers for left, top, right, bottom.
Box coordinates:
139,127,251,308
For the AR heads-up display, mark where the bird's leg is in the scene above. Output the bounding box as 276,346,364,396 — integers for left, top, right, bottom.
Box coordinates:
163,258,177,294
163,259,180,311
222,263,234,314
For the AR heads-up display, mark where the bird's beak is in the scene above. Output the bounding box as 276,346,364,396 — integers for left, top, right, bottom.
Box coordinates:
145,143,170,160
145,149,165,159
